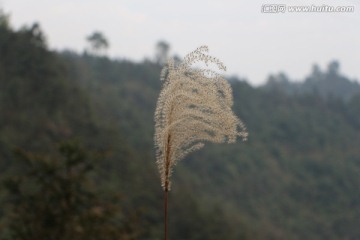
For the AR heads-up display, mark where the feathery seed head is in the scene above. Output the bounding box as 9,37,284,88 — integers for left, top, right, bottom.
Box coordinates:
154,46,248,190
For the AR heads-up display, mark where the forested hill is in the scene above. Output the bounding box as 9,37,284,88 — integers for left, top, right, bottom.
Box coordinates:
0,18,359,240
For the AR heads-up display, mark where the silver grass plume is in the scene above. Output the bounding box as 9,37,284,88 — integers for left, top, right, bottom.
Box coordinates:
154,46,248,191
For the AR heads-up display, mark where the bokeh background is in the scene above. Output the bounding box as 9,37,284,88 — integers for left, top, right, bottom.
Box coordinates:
0,1,359,239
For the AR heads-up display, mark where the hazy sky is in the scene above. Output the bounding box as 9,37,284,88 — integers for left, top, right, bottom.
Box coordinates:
2,0,360,85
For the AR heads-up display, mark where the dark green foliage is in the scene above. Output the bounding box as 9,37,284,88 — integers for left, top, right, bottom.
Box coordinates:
1,141,140,240
0,21,96,157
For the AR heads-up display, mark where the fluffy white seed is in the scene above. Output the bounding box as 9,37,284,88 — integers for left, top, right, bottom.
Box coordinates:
154,46,248,191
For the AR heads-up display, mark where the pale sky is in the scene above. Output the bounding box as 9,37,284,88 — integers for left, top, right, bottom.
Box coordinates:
2,0,360,85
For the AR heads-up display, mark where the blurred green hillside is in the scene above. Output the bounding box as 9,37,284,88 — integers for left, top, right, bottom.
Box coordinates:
0,14,359,240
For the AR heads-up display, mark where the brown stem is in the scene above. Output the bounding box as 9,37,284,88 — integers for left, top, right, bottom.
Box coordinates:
164,133,171,240
164,189,169,240
164,131,171,240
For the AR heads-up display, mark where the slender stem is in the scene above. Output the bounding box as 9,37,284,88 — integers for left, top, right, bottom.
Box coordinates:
164,189,169,240
164,133,171,240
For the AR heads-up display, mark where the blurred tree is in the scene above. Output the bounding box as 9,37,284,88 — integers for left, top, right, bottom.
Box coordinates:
327,60,340,76
0,8,10,28
1,141,141,240
310,64,322,80
155,40,170,65
24,23,47,48
86,31,109,56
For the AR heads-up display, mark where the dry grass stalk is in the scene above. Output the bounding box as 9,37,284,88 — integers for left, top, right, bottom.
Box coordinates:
154,45,248,191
